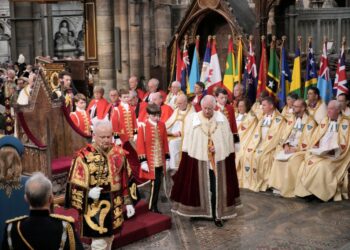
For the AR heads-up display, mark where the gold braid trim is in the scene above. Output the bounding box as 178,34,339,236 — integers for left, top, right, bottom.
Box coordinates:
66,222,76,250
17,221,34,250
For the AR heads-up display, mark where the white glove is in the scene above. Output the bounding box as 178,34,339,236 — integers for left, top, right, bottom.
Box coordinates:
234,143,241,153
141,161,149,172
115,138,122,146
88,187,103,200
133,134,137,142
126,205,135,218
166,160,170,171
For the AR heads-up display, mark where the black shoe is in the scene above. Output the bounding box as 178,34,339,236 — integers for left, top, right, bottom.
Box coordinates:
214,219,223,227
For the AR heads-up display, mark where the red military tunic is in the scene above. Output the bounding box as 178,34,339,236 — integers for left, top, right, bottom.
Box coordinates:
138,104,173,123
70,109,91,135
136,119,169,180
86,97,110,120
111,103,138,143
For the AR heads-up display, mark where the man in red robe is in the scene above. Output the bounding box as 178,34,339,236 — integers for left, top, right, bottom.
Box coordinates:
191,82,205,112
129,76,145,100
86,86,110,120
142,78,167,102
110,89,143,185
215,88,240,147
138,92,173,123
171,95,240,227
70,93,91,136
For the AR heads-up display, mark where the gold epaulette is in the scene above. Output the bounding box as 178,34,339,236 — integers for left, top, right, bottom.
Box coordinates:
50,214,75,223
5,215,28,224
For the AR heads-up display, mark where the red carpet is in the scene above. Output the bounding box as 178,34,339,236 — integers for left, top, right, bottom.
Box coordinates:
55,200,172,248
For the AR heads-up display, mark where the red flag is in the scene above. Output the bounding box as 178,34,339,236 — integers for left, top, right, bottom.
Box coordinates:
206,37,223,95
257,38,267,98
176,44,183,82
334,41,348,96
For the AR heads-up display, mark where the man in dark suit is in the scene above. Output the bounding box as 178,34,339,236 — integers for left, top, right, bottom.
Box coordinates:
2,172,84,250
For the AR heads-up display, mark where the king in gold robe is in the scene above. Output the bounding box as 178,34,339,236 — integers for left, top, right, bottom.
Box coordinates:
295,102,350,201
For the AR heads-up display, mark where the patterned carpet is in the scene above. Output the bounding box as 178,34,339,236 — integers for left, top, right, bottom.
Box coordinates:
121,189,350,250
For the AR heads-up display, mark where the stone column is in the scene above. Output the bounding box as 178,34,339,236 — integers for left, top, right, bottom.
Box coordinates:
32,3,43,58
128,1,141,78
96,0,116,94
12,2,35,64
154,3,171,86
117,0,130,89
142,0,151,81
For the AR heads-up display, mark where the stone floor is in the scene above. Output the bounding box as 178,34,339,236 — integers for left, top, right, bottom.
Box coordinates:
118,189,350,250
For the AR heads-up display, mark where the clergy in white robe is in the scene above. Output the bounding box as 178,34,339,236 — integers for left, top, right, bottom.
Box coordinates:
281,92,299,120
295,100,350,201
337,93,350,118
251,90,269,120
306,87,327,125
165,94,194,172
164,81,184,110
236,96,286,191
269,99,317,197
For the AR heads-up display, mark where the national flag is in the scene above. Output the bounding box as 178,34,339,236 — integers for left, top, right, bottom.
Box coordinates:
235,37,243,84
303,39,317,99
206,37,222,94
289,39,302,97
242,38,257,103
175,44,183,83
334,40,348,96
181,39,190,93
266,38,280,96
223,36,236,96
257,37,267,98
200,36,212,85
189,36,200,94
277,43,291,109
317,41,333,103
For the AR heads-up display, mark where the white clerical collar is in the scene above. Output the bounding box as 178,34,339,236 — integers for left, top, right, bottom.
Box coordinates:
294,117,302,130
328,121,338,132
121,101,129,111
262,112,274,126
236,113,244,121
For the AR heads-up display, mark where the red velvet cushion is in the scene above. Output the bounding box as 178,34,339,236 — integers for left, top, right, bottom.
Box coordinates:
52,156,72,174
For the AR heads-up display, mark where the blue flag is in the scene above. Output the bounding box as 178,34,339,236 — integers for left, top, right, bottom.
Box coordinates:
278,47,291,110
317,41,332,103
189,39,200,93
304,41,318,99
